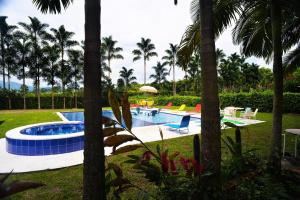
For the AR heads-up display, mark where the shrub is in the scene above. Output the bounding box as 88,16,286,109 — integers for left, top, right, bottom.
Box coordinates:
129,91,300,113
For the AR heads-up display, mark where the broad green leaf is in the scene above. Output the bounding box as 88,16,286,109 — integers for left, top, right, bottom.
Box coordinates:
104,134,137,147
121,92,132,131
103,128,124,137
108,90,122,123
112,145,142,155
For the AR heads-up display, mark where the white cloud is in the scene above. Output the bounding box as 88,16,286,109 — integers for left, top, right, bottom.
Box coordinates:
1,0,270,87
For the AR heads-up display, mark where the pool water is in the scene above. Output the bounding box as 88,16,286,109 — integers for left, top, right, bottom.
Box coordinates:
61,111,200,127
20,123,84,136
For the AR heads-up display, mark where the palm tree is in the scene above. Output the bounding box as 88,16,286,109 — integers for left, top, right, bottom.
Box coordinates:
14,31,31,109
162,43,178,95
0,17,16,90
102,36,123,78
42,44,59,109
132,37,158,84
149,62,169,87
50,25,78,109
32,0,106,199
216,48,225,66
19,16,49,109
68,49,83,108
232,0,300,173
118,67,137,89
199,0,221,190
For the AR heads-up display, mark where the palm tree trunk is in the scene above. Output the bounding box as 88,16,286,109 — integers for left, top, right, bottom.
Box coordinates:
37,77,41,109
173,64,176,95
7,66,11,110
269,0,283,174
83,0,105,199
1,37,5,90
108,59,111,78
144,59,146,85
199,0,221,194
63,84,66,109
22,65,26,109
51,84,54,109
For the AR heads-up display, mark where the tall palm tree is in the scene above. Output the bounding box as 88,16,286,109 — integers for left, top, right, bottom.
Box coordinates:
32,0,106,199
232,0,300,173
149,61,169,87
199,0,221,191
162,43,178,95
68,49,83,108
0,16,8,90
50,25,78,109
102,36,123,78
42,44,59,109
0,17,16,90
216,48,225,66
132,37,158,84
19,16,49,109
117,67,137,89
14,31,31,109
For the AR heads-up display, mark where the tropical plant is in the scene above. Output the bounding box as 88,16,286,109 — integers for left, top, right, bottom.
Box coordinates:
216,48,226,66
149,61,169,87
187,52,201,94
132,37,158,84
0,16,9,90
162,43,178,95
42,44,59,109
49,25,78,109
102,36,123,78
19,16,49,109
32,1,106,199
68,49,83,108
259,67,273,89
117,67,137,89
13,31,31,109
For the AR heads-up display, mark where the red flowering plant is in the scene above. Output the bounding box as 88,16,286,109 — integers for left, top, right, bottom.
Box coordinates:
106,90,211,199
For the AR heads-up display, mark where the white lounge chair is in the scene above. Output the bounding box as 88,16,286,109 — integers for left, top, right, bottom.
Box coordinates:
241,108,258,119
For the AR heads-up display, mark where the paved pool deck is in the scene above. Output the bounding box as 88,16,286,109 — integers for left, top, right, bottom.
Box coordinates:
0,112,264,173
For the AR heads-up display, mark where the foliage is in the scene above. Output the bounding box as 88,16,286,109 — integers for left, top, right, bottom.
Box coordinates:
129,91,300,113
0,172,44,198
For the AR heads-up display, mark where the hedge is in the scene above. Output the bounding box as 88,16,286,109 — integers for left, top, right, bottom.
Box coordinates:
129,92,300,113
0,95,109,110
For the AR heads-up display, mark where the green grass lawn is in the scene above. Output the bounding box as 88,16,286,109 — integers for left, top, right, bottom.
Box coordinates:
0,109,299,199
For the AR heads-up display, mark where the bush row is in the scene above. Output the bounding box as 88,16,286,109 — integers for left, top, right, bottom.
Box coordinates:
0,96,110,110
129,92,300,113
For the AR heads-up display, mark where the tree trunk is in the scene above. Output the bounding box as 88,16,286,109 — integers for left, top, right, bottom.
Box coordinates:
37,74,41,109
63,84,66,109
199,0,221,195
269,0,283,174
1,37,5,90
83,0,106,199
108,59,111,78
75,89,78,109
52,84,54,109
173,64,176,95
144,58,146,85
7,66,11,110
23,66,26,110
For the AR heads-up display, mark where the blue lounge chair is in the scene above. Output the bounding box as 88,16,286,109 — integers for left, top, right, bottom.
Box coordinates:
164,115,191,133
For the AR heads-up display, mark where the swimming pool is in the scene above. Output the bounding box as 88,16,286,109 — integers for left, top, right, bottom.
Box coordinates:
6,122,84,156
60,110,200,127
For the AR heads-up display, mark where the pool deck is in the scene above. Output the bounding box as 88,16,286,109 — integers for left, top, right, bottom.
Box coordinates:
0,113,264,173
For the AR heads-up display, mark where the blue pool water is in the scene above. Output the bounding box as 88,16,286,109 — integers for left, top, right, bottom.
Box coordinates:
61,110,200,127
20,123,84,136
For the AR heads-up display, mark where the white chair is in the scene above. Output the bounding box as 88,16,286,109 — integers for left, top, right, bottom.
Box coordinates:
241,108,258,119
223,107,236,117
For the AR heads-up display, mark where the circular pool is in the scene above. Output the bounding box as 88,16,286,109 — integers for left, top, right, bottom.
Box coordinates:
6,122,84,156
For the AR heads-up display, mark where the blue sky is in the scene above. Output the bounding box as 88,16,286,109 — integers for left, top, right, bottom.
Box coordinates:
1,0,269,87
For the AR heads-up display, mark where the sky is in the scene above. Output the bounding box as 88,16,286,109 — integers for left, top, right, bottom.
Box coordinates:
0,0,269,87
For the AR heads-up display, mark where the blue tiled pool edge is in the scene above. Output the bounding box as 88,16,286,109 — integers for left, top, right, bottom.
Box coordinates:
6,136,84,156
